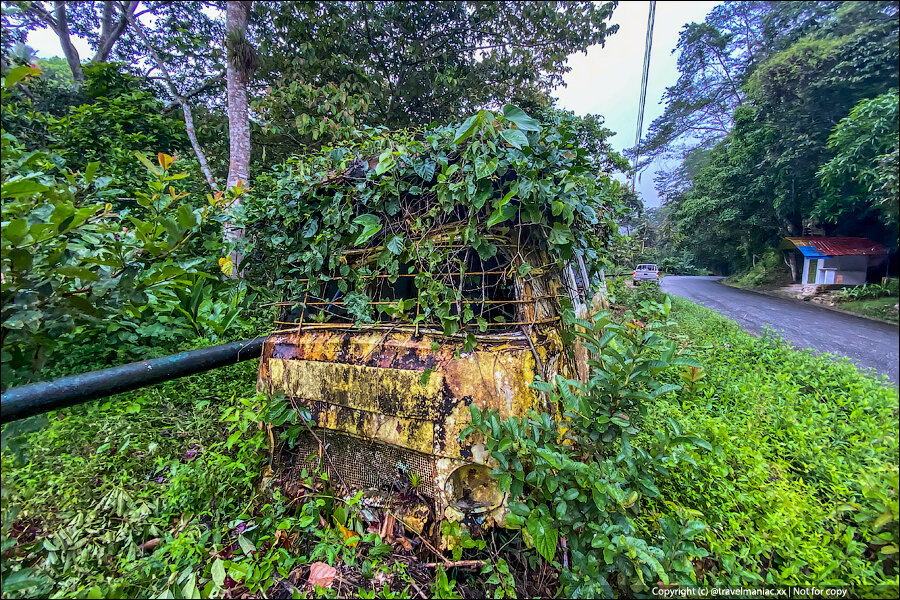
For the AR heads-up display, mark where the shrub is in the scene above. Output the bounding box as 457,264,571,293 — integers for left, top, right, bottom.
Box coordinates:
463,297,711,596
725,250,792,288
836,279,900,302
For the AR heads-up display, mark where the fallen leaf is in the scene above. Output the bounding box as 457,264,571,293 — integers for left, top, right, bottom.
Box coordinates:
335,520,359,548
308,562,337,588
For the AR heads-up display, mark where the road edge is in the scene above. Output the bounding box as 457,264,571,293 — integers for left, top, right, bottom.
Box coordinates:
716,280,900,328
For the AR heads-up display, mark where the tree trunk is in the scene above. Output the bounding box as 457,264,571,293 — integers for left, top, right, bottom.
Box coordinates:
224,1,254,277
783,250,800,282
123,10,219,192
53,2,84,87
92,1,137,64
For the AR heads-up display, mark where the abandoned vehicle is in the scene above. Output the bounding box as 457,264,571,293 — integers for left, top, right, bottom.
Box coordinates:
251,105,614,537
257,230,607,534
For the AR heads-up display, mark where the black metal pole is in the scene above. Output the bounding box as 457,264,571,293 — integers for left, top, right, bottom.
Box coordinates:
1,337,266,424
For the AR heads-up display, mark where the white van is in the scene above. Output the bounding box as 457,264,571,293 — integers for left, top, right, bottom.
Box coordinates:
633,263,659,283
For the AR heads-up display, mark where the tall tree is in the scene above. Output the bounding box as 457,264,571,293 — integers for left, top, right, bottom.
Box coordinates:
224,0,256,275
251,1,618,159
634,1,843,166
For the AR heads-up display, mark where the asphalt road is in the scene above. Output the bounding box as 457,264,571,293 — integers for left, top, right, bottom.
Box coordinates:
660,276,899,384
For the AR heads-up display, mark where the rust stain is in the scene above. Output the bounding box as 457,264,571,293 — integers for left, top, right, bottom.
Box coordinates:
259,268,610,526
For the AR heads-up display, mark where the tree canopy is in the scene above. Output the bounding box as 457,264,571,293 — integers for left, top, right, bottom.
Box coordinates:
637,0,899,274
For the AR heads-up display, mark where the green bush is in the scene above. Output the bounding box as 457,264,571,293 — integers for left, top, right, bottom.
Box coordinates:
464,297,711,597
836,279,900,302
725,250,792,289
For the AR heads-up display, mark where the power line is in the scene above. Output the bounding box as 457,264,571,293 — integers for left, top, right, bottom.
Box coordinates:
632,0,656,191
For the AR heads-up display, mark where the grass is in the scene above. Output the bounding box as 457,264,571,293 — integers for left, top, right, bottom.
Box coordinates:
642,297,898,594
2,294,898,598
837,297,900,324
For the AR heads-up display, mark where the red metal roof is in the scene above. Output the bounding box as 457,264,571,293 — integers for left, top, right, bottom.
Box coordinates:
783,236,889,256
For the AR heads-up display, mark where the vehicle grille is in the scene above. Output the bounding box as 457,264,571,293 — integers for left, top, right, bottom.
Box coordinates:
279,429,438,499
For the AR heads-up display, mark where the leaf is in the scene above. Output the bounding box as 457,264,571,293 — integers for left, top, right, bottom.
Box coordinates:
874,511,894,529
414,159,436,181
134,151,161,176
650,383,681,397
55,265,100,282
682,520,706,540
177,204,198,229
502,104,542,132
375,150,395,175
352,214,382,245
308,562,337,588
181,575,200,600
547,223,574,245
672,436,712,451
534,525,558,563
473,237,498,260
610,413,630,427
453,111,484,145
238,534,256,556
487,203,517,228
3,65,41,89
475,156,499,180
386,234,404,255
157,153,175,170
470,403,482,426
84,161,100,183
1,568,41,593
1,178,49,198
4,219,29,244
671,356,703,368
211,558,226,588
219,255,234,276
500,128,530,149
335,522,359,548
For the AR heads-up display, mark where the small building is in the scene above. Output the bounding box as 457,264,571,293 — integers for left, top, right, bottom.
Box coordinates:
780,236,889,285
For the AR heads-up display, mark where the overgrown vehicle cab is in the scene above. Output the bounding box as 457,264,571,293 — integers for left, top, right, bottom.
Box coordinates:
257,231,606,535
250,104,617,538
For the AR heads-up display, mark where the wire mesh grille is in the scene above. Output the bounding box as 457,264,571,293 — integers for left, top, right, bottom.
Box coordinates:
281,429,437,499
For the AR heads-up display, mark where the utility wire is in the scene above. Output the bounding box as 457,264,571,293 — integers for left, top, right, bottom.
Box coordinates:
632,0,656,191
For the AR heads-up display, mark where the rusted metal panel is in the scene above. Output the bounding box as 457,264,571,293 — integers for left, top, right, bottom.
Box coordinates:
783,236,889,256
268,358,444,420
260,330,553,462
258,253,609,529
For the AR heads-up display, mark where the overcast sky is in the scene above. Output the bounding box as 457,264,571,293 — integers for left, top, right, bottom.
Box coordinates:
554,0,719,206
25,1,718,207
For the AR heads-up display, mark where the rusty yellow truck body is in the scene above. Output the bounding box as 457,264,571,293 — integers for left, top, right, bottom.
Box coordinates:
258,326,566,525
256,237,604,531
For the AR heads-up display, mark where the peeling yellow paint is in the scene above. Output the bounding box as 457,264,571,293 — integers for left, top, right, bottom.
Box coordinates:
259,272,609,528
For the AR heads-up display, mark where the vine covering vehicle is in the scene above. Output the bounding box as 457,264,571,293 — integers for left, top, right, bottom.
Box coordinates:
249,105,619,536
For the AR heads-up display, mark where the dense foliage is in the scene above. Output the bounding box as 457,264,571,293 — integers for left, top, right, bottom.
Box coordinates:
636,1,899,275
464,296,710,597
240,105,622,335
3,284,896,598
0,67,252,388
